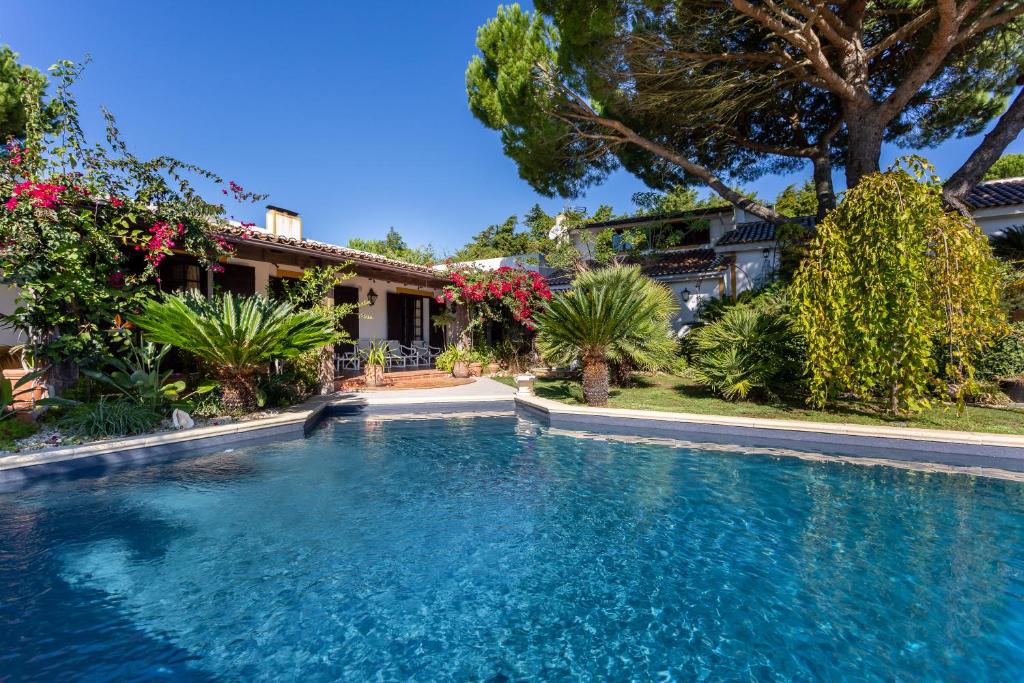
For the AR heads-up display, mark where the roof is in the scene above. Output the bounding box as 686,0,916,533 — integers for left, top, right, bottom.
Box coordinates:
218,225,447,281
546,248,727,288
967,178,1024,209
716,215,815,247
582,206,734,231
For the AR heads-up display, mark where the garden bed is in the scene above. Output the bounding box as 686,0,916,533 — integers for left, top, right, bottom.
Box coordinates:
497,373,1024,436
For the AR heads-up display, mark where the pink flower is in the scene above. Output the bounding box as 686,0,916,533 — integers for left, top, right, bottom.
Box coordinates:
3,197,16,211
110,197,124,208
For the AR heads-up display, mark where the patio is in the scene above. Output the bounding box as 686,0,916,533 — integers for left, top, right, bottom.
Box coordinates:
335,338,442,375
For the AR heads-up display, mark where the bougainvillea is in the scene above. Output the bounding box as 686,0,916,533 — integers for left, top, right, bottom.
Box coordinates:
0,60,265,369
436,265,551,336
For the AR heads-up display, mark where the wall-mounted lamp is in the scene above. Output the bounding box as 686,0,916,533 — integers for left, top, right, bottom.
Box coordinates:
367,288,378,306
680,287,692,303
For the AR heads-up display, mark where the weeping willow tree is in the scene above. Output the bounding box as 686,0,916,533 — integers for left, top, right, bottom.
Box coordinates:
793,157,1005,413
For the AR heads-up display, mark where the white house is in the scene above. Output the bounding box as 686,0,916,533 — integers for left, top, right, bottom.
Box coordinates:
0,206,451,374
549,177,1024,333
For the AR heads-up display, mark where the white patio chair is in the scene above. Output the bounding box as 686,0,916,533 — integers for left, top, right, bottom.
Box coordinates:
411,340,440,366
386,340,415,369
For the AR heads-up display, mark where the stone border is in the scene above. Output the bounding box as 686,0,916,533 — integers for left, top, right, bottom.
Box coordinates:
0,398,335,486
516,395,1024,472
0,391,517,487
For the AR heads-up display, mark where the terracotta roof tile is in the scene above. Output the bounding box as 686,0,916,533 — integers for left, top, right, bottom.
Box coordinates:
218,225,444,279
547,248,726,288
967,178,1024,209
716,215,815,247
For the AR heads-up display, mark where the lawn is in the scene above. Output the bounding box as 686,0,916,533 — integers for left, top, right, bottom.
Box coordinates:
496,373,1024,436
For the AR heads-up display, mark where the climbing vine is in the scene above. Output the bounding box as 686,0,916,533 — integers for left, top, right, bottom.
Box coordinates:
0,60,263,369
793,157,1004,412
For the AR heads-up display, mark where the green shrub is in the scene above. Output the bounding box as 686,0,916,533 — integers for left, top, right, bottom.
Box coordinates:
0,419,38,450
689,304,803,400
976,322,1024,380
131,291,339,411
58,397,162,439
793,158,1004,412
435,345,472,373
959,379,1012,407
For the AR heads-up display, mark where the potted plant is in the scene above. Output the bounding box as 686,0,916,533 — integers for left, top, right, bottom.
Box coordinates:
436,345,473,378
361,340,389,388
1,346,47,411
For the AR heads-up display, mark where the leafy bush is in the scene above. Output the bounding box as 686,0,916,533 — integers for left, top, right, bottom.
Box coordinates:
131,291,338,411
58,397,162,439
0,418,38,450
435,345,472,373
958,379,1012,407
793,158,1004,412
689,304,803,400
81,339,184,413
976,322,1024,380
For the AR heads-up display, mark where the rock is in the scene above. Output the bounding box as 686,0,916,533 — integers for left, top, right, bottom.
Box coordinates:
172,408,195,430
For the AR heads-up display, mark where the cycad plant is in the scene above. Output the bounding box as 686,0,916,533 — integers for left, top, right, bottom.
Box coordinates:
536,265,678,406
990,225,1024,266
131,291,339,411
689,303,802,400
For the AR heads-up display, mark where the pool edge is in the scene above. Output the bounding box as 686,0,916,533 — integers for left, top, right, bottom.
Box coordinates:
515,395,1024,472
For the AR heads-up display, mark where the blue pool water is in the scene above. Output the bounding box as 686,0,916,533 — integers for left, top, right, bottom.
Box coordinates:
1,416,1023,681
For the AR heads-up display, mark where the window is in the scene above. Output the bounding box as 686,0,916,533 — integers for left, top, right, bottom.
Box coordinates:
413,298,424,342
159,255,206,294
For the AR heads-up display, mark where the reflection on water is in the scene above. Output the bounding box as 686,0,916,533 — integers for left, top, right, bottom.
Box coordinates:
0,416,1022,681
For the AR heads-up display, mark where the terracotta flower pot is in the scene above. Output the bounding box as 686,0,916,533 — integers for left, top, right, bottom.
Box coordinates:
364,364,386,388
486,362,500,376
2,368,46,411
469,362,483,377
452,360,471,378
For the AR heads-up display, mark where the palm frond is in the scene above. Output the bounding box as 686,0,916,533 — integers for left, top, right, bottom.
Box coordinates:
130,291,339,373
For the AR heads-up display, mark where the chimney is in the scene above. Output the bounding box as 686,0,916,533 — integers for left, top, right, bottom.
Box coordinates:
265,205,302,240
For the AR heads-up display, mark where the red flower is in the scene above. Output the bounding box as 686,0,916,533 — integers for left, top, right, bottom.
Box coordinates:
110,197,124,208
107,272,125,290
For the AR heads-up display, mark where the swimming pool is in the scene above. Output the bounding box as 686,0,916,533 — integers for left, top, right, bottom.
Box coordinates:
1,414,1022,681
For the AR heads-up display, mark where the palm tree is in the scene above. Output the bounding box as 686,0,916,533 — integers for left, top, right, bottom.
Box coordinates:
536,265,678,406
131,291,339,411
990,225,1024,266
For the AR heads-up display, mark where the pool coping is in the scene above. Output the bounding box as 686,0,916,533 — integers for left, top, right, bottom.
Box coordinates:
0,391,515,485
515,394,1024,472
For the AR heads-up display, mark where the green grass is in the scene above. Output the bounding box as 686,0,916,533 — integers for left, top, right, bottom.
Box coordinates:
497,373,1024,435
0,417,39,450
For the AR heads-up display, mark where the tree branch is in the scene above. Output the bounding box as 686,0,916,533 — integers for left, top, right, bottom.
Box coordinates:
547,78,784,222
731,0,858,100
944,86,1024,202
866,8,938,59
876,0,960,123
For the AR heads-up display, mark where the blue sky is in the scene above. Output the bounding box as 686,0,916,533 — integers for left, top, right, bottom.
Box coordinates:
6,1,1023,254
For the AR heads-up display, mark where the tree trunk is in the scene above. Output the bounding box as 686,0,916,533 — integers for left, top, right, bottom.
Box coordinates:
581,354,609,407
944,87,1024,205
812,153,836,221
844,108,884,188
220,370,259,413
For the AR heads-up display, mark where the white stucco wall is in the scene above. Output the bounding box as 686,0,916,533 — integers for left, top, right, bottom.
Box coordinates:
656,277,723,331
0,286,22,347
974,206,1024,236
721,243,778,296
